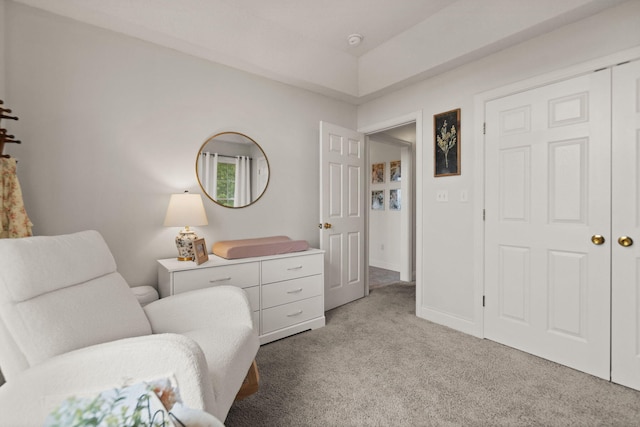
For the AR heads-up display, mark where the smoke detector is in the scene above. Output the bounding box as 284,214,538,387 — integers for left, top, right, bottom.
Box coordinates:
347,34,363,47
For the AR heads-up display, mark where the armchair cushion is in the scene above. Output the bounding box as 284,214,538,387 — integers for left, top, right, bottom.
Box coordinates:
0,231,151,376
0,229,117,300
10,273,150,368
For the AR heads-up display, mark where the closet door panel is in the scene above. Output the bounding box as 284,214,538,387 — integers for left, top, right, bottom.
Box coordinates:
611,59,640,390
485,70,611,379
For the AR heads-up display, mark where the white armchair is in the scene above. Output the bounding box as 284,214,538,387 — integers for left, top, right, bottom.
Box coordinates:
0,230,259,426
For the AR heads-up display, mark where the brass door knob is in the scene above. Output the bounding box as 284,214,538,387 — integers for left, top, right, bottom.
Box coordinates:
591,235,605,245
618,236,634,247
323,223,332,229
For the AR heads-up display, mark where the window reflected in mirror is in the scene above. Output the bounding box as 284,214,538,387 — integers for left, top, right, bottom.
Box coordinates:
196,132,270,208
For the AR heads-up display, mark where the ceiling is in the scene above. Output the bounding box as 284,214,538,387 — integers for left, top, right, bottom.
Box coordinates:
227,0,458,57
12,0,627,104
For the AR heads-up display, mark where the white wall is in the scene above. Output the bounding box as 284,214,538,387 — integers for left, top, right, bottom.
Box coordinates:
358,0,640,333
368,139,402,272
3,2,357,287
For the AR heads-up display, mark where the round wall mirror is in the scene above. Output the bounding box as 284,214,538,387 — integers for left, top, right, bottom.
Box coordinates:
196,132,270,208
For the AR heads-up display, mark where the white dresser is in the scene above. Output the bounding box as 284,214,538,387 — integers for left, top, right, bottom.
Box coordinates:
157,249,325,344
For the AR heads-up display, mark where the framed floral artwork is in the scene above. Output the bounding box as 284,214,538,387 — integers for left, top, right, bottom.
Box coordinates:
389,189,401,211
371,163,385,184
390,160,401,182
434,109,461,177
371,190,384,210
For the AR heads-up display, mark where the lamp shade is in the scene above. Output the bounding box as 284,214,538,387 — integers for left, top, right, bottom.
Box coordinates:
163,192,209,227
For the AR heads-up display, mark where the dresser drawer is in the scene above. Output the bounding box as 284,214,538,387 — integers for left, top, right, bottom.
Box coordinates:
262,295,324,334
172,262,259,294
261,253,323,284
261,275,322,309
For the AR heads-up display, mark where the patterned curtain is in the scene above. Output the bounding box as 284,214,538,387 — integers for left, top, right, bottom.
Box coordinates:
1,158,33,238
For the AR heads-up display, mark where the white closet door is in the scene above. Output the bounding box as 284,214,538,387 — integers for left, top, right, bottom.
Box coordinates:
484,70,612,379
611,59,640,390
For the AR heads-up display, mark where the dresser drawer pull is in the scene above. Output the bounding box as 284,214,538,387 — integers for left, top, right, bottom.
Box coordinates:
287,310,303,317
209,277,232,283
287,266,303,271
286,288,303,294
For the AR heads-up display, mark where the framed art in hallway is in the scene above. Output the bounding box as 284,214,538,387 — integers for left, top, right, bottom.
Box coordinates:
390,160,401,182
371,162,385,184
434,108,460,177
389,189,401,211
371,190,384,210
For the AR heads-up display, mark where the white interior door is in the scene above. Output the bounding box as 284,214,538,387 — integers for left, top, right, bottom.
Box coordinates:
484,70,612,379
611,59,640,389
320,121,365,310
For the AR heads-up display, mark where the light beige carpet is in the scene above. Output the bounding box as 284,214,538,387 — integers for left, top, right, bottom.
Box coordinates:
226,283,640,426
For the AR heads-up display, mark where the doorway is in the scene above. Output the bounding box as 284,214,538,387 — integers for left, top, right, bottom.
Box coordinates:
366,123,416,290
320,112,422,311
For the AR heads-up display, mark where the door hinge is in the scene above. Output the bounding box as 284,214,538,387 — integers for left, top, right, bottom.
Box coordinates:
483,122,486,135
483,209,486,221
483,295,486,307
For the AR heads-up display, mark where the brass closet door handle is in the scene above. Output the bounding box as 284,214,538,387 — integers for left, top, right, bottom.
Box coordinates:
323,223,332,229
591,235,605,245
618,236,634,247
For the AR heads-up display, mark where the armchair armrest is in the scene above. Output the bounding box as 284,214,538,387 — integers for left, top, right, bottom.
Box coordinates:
0,334,215,427
144,285,254,334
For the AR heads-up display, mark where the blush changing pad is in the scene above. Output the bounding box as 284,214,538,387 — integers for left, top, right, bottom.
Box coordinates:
212,235,310,259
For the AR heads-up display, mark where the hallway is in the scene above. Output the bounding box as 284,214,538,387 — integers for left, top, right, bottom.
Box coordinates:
369,266,402,289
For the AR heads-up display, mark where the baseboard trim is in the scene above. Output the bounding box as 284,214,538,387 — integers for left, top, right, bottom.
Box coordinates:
417,305,478,337
369,260,400,272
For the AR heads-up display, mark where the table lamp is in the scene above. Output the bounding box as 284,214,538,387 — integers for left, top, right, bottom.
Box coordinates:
163,191,209,261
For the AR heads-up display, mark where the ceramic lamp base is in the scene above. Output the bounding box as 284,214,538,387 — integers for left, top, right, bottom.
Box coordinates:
175,229,198,261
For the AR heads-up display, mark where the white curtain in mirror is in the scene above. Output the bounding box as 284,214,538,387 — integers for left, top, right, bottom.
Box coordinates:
199,152,219,198
234,156,251,207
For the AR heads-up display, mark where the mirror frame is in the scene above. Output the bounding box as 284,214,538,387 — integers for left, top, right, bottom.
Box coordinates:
195,131,270,209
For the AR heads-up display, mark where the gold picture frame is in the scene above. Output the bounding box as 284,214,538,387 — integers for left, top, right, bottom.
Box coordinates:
193,238,209,265
434,108,461,177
